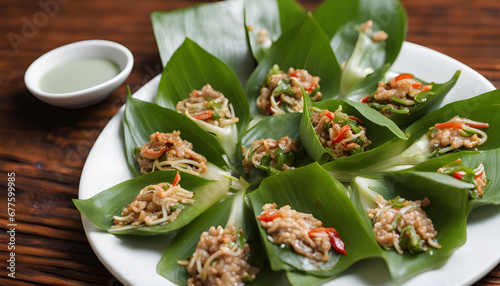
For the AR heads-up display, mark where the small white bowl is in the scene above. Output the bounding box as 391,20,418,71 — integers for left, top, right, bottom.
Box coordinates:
25,40,133,108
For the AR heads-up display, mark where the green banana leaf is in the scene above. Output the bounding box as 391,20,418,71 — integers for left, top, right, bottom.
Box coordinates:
401,89,500,162
244,13,342,120
299,93,407,165
236,112,314,186
73,170,231,235
313,0,407,85
344,63,391,99
406,148,500,210
157,189,285,285
155,38,250,158
123,93,229,176
244,0,306,62
277,0,307,32
350,171,470,282
247,163,382,284
347,70,462,127
345,89,500,177
151,0,255,84
339,29,386,95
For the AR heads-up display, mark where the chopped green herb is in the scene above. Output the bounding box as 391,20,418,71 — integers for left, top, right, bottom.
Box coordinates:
400,225,426,255
392,195,405,208
211,113,221,120
324,121,332,130
170,204,184,211
133,147,141,156
260,155,271,167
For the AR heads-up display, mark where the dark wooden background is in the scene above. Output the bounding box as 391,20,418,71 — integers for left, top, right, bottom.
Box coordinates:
1,0,499,285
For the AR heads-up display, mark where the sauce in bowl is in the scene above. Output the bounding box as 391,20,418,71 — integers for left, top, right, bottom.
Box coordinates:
40,58,121,94
25,40,133,108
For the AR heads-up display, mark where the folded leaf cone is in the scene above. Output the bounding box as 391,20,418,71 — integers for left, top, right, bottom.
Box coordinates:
248,163,381,284
406,148,500,210
155,38,250,159
347,69,461,127
73,170,231,235
123,92,229,175
350,171,470,281
244,13,341,120
299,91,407,167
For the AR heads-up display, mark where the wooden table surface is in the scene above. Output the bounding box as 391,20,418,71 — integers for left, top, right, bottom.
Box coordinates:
1,0,499,285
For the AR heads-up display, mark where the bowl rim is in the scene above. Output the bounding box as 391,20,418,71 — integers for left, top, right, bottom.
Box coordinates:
24,39,134,99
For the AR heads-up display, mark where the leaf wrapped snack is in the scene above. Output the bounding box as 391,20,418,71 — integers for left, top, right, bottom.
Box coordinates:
123,93,230,176
399,89,500,164
237,112,313,186
155,38,250,159
73,170,231,235
157,189,282,286
244,13,341,119
248,163,381,284
334,89,500,181
351,171,470,281
406,148,500,210
299,92,407,168
351,70,461,127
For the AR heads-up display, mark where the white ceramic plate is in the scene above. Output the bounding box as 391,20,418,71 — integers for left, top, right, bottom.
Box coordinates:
79,42,500,286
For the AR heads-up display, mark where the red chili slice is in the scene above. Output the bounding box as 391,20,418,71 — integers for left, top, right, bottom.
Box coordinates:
348,116,363,124
257,210,282,222
143,146,168,157
333,125,351,143
266,104,273,115
328,228,347,255
266,99,282,115
394,73,414,81
192,110,215,120
360,95,370,103
435,122,463,129
412,82,423,89
308,227,347,255
422,85,433,92
306,82,315,93
308,227,329,235
467,122,489,129
326,111,335,120
453,171,465,180
172,171,181,187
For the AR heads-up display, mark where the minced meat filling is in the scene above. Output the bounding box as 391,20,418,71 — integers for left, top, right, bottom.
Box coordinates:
361,73,432,117
176,84,239,128
257,203,346,262
257,65,322,115
242,136,299,175
311,108,371,158
428,116,489,154
178,225,259,286
430,128,480,150
136,131,207,175
437,159,487,199
112,177,194,229
367,196,440,255
359,20,389,42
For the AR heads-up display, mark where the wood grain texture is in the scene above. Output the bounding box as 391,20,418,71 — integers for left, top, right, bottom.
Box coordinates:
0,0,498,285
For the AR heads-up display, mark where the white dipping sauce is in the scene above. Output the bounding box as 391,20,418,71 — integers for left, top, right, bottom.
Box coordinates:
40,58,120,94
